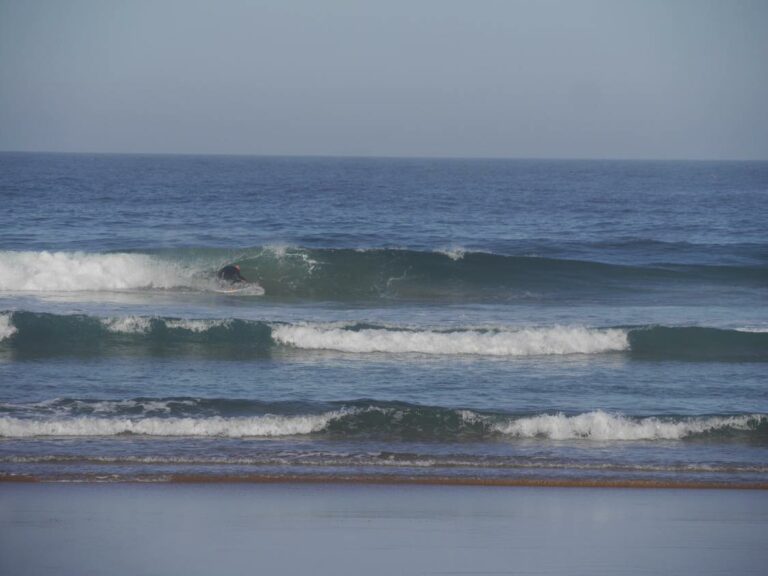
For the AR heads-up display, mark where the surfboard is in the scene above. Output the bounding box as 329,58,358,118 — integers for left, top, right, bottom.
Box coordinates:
213,283,265,295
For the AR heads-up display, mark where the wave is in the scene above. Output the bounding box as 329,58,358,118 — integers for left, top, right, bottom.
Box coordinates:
1,247,764,301
0,313,16,341
0,250,205,291
0,413,337,438
1,399,765,442
1,311,766,360
490,412,766,441
627,326,768,360
271,324,628,356
0,311,273,357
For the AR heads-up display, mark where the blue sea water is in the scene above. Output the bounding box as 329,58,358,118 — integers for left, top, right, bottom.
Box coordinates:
1,152,767,485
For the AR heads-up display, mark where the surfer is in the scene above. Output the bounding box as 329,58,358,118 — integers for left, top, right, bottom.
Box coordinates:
217,264,248,284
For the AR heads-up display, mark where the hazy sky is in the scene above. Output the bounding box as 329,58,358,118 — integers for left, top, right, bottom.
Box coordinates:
1,0,766,159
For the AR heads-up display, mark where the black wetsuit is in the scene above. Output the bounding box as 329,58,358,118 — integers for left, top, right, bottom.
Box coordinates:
217,265,247,283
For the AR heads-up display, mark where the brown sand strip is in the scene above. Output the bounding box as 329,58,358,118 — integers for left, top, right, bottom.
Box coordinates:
0,474,38,483
2,472,767,489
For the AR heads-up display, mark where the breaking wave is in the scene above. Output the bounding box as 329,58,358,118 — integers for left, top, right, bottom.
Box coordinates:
1,247,764,301
1,399,765,442
271,324,628,356
0,312,16,341
1,311,766,360
0,414,338,438
490,411,766,440
0,250,203,292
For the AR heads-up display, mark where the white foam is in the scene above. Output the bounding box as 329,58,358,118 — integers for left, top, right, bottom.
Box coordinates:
260,245,319,274
101,316,233,334
71,399,197,415
0,313,17,342
101,316,152,334
0,412,343,438
493,411,766,441
271,325,629,356
165,319,231,332
0,251,201,292
439,247,466,261
0,398,200,416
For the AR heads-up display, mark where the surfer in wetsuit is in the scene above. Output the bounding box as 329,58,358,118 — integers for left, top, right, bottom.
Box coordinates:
217,264,248,284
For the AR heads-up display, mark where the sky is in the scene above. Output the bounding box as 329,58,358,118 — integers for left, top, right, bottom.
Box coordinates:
1,0,767,160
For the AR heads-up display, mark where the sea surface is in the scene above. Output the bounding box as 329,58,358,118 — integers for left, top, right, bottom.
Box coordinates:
1,152,766,486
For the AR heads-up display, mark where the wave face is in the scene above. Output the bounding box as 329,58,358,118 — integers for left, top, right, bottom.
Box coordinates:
0,312,273,357
1,247,765,300
1,311,766,360
1,399,766,442
628,326,768,360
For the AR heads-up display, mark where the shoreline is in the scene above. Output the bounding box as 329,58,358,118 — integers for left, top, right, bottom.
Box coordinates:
3,472,767,490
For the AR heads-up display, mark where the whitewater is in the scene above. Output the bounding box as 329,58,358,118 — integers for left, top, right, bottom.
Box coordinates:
1,409,764,441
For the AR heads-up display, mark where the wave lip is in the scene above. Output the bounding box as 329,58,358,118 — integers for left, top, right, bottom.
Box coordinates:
0,250,203,291
0,313,17,342
492,411,767,441
272,325,629,356
101,316,153,334
0,412,343,438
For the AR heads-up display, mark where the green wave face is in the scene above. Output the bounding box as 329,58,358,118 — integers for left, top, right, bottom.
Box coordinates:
1,398,766,443
233,247,768,300
1,247,765,302
628,326,768,361
1,311,766,361
0,312,274,359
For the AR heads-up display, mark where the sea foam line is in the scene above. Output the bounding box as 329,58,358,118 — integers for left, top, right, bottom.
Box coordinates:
492,411,766,440
1,411,764,441
271,325,629,356
0,413,345,438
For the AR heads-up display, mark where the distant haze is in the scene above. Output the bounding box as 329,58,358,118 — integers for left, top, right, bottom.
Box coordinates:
1,0,766,160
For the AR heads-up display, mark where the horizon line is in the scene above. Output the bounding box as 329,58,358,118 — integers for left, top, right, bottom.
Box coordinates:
1,149,766,163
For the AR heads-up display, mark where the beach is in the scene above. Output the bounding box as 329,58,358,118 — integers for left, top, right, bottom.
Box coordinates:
2,482,767,576
1,153,767,573
2,2,767,574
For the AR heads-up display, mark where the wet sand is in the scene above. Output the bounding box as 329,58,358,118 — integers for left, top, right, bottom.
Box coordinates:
2,483,767,576
4,473,768,489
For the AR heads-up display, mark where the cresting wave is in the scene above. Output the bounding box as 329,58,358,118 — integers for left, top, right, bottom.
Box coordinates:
0,400,765,441
0,313,16,341
0,414,337,438
0,250,203,291
1,247,764,300
1,311,767,360
271,324,628,356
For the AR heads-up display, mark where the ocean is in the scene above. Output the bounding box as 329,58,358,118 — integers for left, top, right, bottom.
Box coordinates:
1,152,766,486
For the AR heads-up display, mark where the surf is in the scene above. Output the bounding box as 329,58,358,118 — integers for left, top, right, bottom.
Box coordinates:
1,247,764,301
1,398,766,443
1,311,767,360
